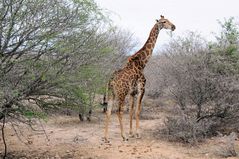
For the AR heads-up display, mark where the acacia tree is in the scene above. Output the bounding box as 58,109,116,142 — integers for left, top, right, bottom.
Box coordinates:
0,0,105,119
0,0,107,157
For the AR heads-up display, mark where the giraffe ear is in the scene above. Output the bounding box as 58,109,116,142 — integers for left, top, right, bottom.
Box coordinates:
128,56,133,62
160,15,164,19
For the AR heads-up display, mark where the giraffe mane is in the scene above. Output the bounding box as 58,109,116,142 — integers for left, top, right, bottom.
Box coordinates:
127,47,145,63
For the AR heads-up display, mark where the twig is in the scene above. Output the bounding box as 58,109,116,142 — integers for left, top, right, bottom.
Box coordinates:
10,122,29,145
148,140,155,147
39,119,50,141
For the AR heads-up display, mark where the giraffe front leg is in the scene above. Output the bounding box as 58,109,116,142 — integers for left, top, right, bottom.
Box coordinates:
129,94,135,138
135,79,145,139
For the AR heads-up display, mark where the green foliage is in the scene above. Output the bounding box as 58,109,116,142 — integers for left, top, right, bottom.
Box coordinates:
58,63,107,117
217,17,239,46
23,110,47,120
0,0,111,122
210,17,239,75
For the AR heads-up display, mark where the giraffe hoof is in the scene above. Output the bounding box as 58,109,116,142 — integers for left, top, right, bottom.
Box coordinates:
102,137,110,143
135,133,141,139
123,137,129,142
129,134,135,138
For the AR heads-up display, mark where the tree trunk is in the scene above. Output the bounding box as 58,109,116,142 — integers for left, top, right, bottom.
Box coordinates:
87,109,92,121
79,113,84,121
197,104,202,119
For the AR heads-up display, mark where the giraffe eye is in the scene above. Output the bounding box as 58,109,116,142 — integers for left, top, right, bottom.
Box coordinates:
163,21,166,23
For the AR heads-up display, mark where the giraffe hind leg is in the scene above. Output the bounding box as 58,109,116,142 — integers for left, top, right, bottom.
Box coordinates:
129,94,135,138
117,98,128,141
104,98,113,143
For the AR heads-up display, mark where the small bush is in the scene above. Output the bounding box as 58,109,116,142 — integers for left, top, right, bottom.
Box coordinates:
214,132,238,158
161,108,216,144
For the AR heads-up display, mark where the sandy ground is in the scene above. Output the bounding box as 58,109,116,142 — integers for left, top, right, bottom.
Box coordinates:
0,106,239,159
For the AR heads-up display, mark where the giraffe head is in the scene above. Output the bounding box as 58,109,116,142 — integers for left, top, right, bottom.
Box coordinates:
156,15,176,31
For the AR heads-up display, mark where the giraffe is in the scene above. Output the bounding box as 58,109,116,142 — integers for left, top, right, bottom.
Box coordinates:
104,15,176,142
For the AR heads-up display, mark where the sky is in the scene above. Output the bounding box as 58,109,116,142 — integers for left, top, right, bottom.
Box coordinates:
95,0,239,52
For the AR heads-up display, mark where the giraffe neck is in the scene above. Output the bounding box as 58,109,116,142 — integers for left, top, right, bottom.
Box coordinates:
127,23,161,70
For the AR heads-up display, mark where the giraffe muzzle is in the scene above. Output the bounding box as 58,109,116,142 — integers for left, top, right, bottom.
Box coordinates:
171,25,176,31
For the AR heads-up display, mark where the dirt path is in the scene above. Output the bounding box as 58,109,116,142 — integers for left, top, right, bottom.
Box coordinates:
1,113,239,159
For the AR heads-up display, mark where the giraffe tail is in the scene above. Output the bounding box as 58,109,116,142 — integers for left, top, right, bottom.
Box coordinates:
103,78,115,113
102,93,107,113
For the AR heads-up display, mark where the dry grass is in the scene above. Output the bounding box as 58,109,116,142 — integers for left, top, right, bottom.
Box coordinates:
213,132,238,158
49,115,82,126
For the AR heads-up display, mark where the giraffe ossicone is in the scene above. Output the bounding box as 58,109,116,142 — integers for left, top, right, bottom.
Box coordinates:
104,15,176,142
